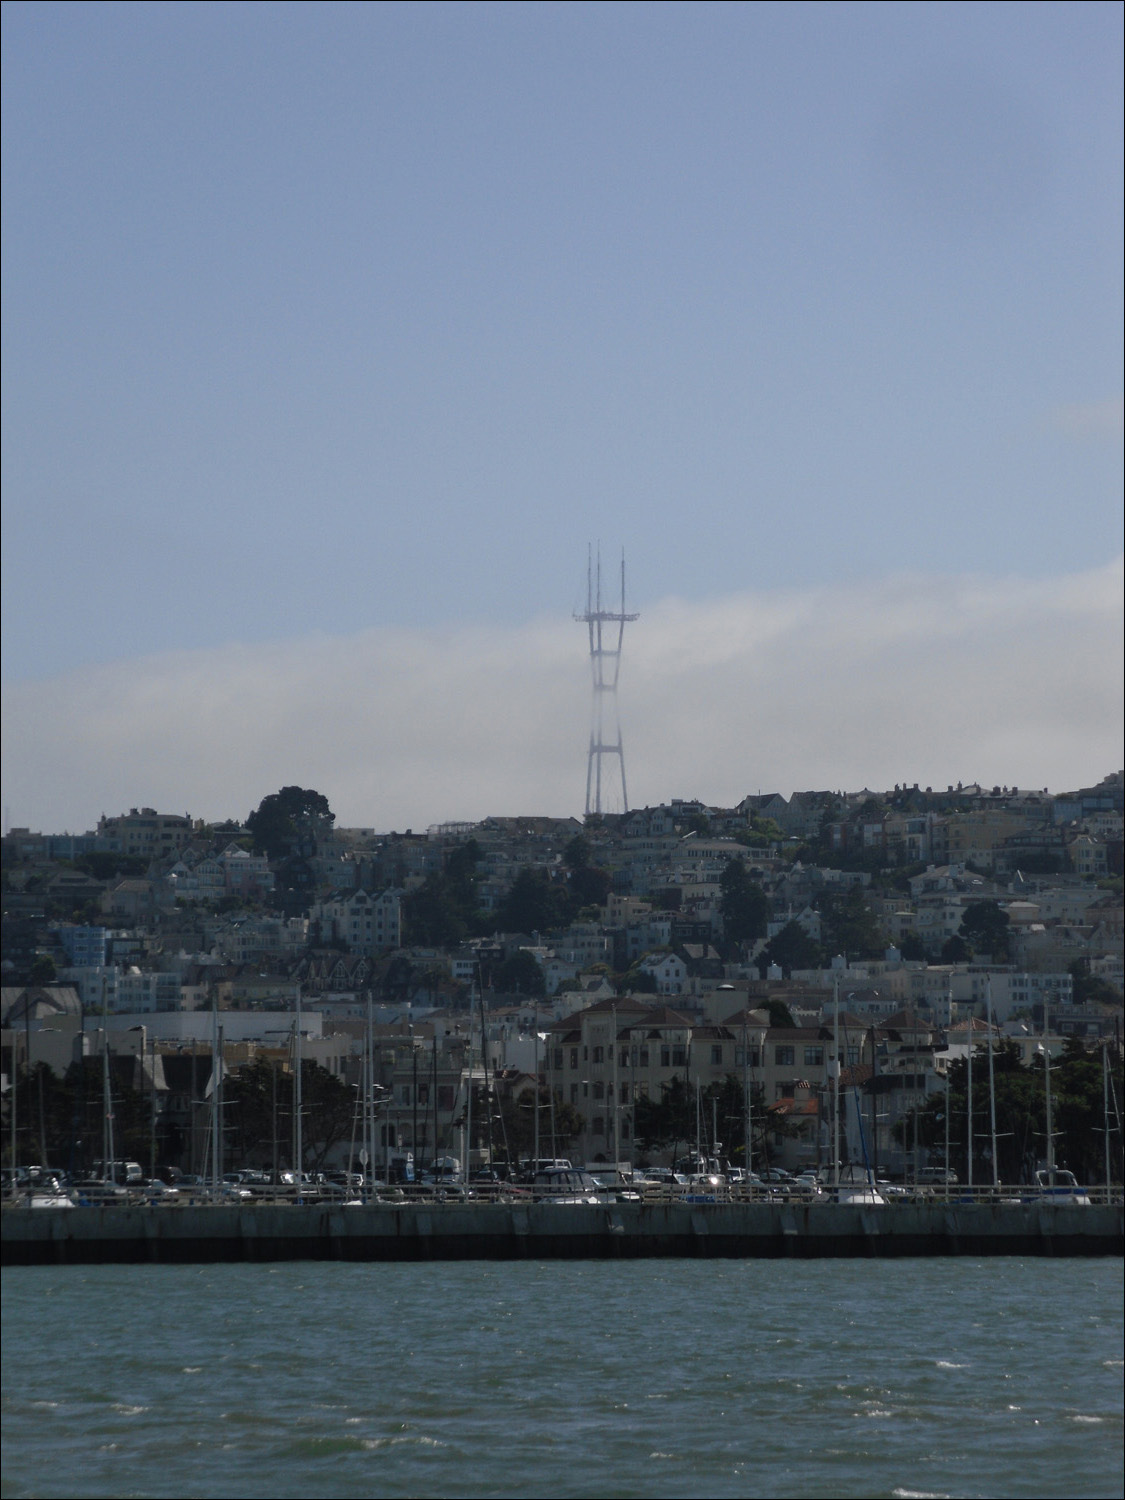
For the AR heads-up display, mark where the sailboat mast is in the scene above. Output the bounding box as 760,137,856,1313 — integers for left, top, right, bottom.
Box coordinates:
966,1011,974,1191
985,978,999,1188
103,1035,115,1182
295,989,303,1198
832,978,840,1190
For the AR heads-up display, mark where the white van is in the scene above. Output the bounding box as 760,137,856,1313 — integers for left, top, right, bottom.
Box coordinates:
93,1159,144,1185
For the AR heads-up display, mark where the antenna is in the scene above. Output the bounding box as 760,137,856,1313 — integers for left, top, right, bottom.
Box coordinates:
575,545,638,816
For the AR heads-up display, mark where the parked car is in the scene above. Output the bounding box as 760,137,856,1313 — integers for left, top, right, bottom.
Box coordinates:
640,1168,689,1190
790,1172,824,1200
140,1179,179,1202
917,1168,959,1187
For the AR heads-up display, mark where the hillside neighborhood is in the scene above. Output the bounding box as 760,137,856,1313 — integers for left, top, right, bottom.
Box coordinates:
3,772,1122,1186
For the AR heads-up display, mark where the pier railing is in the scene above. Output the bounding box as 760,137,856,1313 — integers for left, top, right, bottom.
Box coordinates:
7,1179,1122,1210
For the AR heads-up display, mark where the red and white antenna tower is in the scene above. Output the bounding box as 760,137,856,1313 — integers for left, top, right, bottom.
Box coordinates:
575,546,638,817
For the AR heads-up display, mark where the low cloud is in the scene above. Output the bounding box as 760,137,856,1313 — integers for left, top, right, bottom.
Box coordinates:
3,561,1122,833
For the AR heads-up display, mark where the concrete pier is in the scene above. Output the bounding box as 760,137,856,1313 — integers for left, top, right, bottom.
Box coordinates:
3,1199,1121,1265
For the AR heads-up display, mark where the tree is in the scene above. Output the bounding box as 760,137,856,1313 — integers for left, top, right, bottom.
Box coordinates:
6,1058,155,1175
703,1072,769,1167
403,841,486,946
28,955,57,985
761,997,797,1029
739,815,784,848
296,1060,355,1172
959,900,1010,961
445,838,481,889
634,1075,694,1157
493,949,547,998
818,885,885,960
493,1084,584,1163
759,921,823,976
633,1073,769,1168
1068,959,1122,1008
1054,1039,1124,1185
899,930,927,962
75,852,149,881
246,787,334,859
381,955,417,1006
940,934,971,963
563,835,591,870
567,863,612,911
719,859,769,948
498,869,569,934
898,1041,1123,1185
227,1058,353,1173
404,873,469,947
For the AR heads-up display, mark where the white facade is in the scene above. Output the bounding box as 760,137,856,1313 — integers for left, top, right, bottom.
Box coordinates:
310,888,403,955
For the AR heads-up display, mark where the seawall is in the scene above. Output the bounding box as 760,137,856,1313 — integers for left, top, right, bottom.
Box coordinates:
3,1199,1122,1265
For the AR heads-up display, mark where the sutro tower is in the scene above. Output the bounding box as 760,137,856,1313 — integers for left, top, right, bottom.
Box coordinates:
575,546,638,817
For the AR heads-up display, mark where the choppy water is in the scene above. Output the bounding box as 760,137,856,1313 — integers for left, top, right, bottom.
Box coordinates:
2,1258,1122,1499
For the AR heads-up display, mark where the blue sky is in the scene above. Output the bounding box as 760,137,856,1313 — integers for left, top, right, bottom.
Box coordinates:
2,2,1121,830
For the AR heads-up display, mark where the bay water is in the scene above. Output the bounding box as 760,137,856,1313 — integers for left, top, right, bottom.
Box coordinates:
2,1258,1121,1499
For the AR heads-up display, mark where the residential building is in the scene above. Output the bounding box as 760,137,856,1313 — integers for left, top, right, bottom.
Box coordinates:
97,808,195,860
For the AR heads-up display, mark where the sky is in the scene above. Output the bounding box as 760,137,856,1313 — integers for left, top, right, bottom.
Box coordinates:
2,1,1122,832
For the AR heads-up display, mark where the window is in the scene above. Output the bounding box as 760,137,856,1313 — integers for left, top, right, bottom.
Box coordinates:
554,1048,563,1070
593,1046,604,1064
438,1086,454,1110
620,1084,630,1104
593,1081,605,1100
570,1048,578,1069
620,1049,629,1068
775,1045,795,1066
672,1047,686,1067
660,1046,671,1067
570,1085,578,1105
711,1045,723,1066
803,1046,824,1067
639,1046,650,1066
